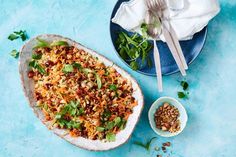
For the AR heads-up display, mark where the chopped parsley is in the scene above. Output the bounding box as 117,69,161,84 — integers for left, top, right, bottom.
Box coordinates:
106,132,116,142
181,81,189,90
29,60,46,75
32,53,42,60
96,127,105,132
55,100,84,129
95,73,102,89
62,64,74,73
109,84,117,91
99,116,126,132
10,49,19,58
72,62,82,70
8,30,28,41
178,80,190,99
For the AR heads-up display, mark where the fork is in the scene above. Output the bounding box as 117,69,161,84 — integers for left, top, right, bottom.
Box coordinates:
150,0,188,75
145,1,163,92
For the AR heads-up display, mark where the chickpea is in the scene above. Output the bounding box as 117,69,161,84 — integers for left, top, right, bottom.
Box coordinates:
102,95,107,99
67,54,72,59
81,81,87,88
110,92,116,97
117,90,122,96
88,73,94,78
87,81,94,89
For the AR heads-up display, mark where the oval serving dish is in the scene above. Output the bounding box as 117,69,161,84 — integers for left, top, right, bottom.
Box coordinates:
19,34,144,151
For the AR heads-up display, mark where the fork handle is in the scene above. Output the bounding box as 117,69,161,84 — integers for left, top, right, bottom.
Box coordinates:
153,40,163,92
168,22,188,70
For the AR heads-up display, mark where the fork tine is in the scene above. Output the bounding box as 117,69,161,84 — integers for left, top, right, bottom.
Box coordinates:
146,0,152,10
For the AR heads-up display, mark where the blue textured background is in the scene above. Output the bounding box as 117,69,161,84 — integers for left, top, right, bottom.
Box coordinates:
0,0,235,157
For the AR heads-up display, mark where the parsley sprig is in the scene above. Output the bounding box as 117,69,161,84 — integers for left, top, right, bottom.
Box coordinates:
10,49,19,58
8,30,28,58
178,80,189,99
28,53,46,75
106,132,116,142
55,100,84,129
8,30,28,41
96,116,126,132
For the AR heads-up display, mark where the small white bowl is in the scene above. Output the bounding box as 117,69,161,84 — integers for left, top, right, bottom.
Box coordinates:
148,97,188,137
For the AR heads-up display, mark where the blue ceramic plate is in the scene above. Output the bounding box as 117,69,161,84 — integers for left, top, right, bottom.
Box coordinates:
110,0,207,76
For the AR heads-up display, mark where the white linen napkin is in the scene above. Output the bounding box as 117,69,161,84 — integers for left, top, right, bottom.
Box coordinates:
112,0,220,41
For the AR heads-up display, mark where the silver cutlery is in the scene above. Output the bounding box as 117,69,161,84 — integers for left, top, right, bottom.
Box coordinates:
150,0,188,76
145,2,163,92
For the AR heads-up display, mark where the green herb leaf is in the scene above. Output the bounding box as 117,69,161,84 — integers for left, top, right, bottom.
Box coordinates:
114,117,121,126
62,64,74,73
105,121,115,130
109,84,117,91
116,31,152,71
69,100,79,108
133,137,157,151
10,49,19,58
96,126,105,132
37,64,47,75
8,34,19,41
146,137,157,151
72,62,82,70
14,30,27,41
141,23,148,38
50,41,69,47
67,121,81,129
82,68,93,74
8,30,27,41
133,141,147,149
95,73,102,89
33,38,50,49
32,53,42,60
181,81,189,90
29,60,46,75
178,92,186,99
29,60,37,67
102,109,111,122
55,114,62,119
130,61,139,71
106,132,116,142
118,119,126,130
78,108,84,115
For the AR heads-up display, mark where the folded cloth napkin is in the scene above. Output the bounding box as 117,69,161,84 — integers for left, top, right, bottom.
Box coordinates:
112,0,220,41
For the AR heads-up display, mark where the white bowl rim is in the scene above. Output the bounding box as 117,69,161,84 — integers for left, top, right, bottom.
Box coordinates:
148,96,188,137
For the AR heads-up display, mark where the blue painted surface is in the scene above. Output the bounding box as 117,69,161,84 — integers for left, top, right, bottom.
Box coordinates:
110,0,207,76
0,0,235,157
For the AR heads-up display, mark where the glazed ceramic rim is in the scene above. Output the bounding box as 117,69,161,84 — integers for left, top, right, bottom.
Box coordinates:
148,96,188,137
